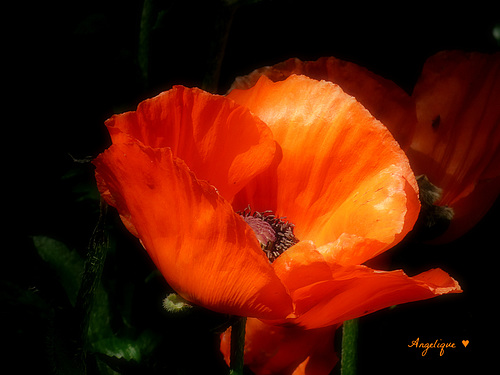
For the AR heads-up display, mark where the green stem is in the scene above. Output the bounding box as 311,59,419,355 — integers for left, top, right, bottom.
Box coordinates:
229,316,247,375
341,319,359,375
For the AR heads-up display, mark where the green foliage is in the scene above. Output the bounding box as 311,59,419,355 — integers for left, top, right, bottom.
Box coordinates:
32,235,163,373
33,236,84,306
87,279,161,363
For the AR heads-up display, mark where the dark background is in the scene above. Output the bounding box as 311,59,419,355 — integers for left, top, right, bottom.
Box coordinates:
7,0,499,374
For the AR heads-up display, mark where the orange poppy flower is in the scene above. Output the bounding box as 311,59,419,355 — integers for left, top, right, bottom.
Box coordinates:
232,52,500,242
94,86,293,320
93,74,460,326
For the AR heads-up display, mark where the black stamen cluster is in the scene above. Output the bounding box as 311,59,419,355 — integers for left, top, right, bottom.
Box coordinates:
239,206,299,263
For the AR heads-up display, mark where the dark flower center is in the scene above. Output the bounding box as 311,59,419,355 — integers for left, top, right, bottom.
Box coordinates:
239,206,299,263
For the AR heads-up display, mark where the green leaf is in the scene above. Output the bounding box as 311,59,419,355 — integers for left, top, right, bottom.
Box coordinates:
92,330,161,362
87,277,161,363
62,163,101,203
87,284,113,344
33,236,84,306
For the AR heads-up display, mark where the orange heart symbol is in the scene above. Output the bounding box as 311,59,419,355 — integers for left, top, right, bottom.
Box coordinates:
462,340,469,348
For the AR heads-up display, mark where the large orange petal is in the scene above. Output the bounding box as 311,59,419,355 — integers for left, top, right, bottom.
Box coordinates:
229,56,417,150
105,85,277,201
229,75,419,264
409,51,500,241
220,318,338,375
267,240,460,329
290,266,461,329
267,240,462,335
93,141,292,319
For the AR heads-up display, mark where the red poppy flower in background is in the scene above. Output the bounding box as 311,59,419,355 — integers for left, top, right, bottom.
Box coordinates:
220,318,340,375
232,52,500,242
408,51,500,242
93,74,460,328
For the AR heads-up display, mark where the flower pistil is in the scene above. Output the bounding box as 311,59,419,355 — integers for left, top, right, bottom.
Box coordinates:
239,207,299,263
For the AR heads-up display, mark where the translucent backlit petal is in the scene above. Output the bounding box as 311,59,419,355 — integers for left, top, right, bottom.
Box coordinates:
291,266,461,329
230,56,417,149
269,239,459,329
93,142,292,319
105,85,277,201
229,75,419,263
